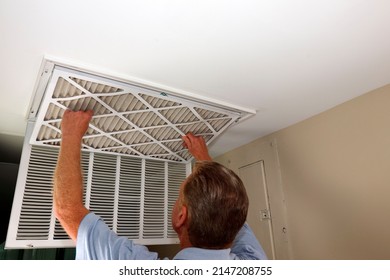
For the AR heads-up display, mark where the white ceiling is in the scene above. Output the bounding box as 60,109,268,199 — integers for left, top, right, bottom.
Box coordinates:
1,0,389,157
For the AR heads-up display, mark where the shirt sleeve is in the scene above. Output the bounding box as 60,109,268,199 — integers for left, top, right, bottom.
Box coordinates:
230,223,268,260
76,212,158,260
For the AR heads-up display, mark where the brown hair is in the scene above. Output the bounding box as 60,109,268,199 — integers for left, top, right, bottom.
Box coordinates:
183,161,249,249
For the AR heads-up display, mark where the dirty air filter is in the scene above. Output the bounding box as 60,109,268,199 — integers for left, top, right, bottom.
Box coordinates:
29,59,255,162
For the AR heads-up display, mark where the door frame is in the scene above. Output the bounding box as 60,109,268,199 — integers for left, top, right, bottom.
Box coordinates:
239,160,276,259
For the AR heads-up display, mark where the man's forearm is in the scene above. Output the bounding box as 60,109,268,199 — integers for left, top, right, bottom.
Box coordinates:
53,136,89,240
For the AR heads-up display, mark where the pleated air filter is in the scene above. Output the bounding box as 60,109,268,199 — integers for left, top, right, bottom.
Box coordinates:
5,58,255,249
29,60,255,163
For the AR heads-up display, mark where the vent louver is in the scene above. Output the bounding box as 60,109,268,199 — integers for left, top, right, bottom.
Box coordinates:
6,142,186,248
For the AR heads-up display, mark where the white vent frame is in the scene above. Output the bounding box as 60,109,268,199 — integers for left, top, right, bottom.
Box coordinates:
6,57,256,249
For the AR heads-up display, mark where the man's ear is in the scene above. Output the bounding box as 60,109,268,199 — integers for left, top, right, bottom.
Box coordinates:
174,205,188,229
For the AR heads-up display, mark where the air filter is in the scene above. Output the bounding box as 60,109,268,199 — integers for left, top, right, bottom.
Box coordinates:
29,58,256,162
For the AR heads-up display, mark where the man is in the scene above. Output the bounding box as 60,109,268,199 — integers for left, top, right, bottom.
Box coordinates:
53,110,267,260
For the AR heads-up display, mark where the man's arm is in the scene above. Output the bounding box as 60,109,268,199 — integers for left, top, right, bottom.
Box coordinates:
231,223,268,259
53,110,93,241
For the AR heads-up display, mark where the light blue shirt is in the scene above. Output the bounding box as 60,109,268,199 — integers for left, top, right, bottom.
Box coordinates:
76,212,268,260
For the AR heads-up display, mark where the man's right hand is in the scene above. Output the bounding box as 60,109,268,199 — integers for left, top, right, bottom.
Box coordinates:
61,110,94,142
182,133,212,161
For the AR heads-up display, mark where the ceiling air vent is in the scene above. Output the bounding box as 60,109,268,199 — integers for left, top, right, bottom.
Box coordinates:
6,57,255,249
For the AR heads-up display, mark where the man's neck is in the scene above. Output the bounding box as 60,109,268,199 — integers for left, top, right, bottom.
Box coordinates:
178,228,192,249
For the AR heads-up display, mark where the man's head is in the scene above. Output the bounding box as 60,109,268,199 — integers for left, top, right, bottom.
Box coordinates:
172,161,249,249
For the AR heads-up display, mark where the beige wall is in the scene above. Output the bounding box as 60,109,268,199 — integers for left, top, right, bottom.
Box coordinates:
216,84,390,259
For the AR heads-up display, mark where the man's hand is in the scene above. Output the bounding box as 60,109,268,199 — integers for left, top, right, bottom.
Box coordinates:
182,133,212,161
61,110,93,142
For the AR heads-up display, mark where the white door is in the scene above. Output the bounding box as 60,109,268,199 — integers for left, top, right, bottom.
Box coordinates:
239,160,276,259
